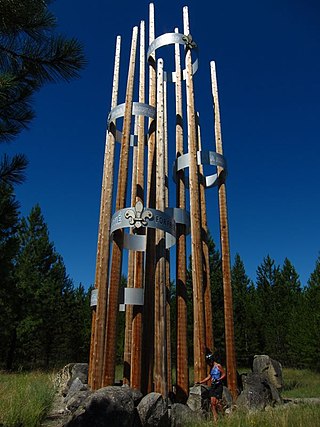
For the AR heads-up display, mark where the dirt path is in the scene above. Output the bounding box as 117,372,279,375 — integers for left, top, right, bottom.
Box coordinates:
41,394,71,427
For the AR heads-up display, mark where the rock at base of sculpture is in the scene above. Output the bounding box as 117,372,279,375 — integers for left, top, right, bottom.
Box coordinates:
54,363,89,398
44,356,286,426
65,386,139,427
169,403,203,427
252,354,283,390
136,392,169,427
187,384,210,414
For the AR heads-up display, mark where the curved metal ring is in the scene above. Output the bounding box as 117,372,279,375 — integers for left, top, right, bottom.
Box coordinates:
173,150,227,189
110,207,176,250
107,102,156,146
166,207,191,234
147,32,198,83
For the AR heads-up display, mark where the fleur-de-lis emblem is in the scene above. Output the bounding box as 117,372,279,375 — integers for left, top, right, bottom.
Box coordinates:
182,34,197,50
125,201,153,229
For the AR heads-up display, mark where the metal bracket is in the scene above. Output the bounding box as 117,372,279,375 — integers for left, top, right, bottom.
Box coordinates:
90,289,98,307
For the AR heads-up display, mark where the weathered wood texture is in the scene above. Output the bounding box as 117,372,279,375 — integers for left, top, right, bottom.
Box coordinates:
154,58,168,397
123,134,137,385
196,113,214,353
183,6,206,383
141,2,156,395
88,35,121,390
174,27,189,403
102,26,138,387
210,60,238,400
130,19,146,390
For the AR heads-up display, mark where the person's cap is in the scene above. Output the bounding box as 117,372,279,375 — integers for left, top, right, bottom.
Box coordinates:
205,353,215,363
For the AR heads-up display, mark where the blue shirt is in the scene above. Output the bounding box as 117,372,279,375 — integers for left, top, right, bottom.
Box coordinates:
210,365,221,381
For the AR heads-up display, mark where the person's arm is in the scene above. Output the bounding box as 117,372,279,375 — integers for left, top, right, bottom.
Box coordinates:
198,374,211,384
217,364,226,382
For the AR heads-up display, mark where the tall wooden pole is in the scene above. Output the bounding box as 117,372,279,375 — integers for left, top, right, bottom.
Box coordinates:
210,60,237,400
142,1,156,395
163,78,172,394
123,130,137,385
183,6,206,382
130,19,146,390
102,26,138,387
196,113,214,353
89,35,121,390
154,58,167,397
174,27,189,402
89,3,237,401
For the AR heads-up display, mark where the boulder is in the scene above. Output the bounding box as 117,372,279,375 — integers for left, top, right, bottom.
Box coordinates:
64,377,89,405
221,386,233,410
236,372,281,411
53,363,89,397
66,390,92,413
252,355,283,390
186,384,210,414
54,363,76,396
64,386,136,427
69,364,89,387
122,384,144,406
170,403,202,426
137,392,169,426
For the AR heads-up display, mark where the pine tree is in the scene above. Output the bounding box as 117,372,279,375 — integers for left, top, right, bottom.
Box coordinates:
0,182,20,368
59,283,92,364
275,258,302,364
0,0,85,182
304,255,320,371
13,204,72,368
255,255,280,357
231,253,257,366
208,234,224,359
185,234,224,363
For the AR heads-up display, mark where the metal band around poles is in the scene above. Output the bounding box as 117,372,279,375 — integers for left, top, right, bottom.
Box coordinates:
107,101,156,146
147,32,198,83
110,205,176,250
110,203,190,251
173,150,227,189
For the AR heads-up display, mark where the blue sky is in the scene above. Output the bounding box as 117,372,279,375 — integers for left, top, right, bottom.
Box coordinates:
5,0,320,288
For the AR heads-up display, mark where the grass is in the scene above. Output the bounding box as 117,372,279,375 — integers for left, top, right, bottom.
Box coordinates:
0,371,55,427
185,404,320,427
282,368,320,398
0,367,319,426
183,367,320,427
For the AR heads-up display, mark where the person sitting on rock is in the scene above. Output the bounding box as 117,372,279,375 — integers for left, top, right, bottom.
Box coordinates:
197,353,226,423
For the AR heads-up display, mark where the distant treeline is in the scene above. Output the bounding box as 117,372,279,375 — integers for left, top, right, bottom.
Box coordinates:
1,186,320,372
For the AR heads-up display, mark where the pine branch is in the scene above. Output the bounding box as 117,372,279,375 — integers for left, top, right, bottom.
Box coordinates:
18,36,86,83
0,0,56,38
0,35,86,84
0,74,36,142
0,0,86,141
0,153,28,185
